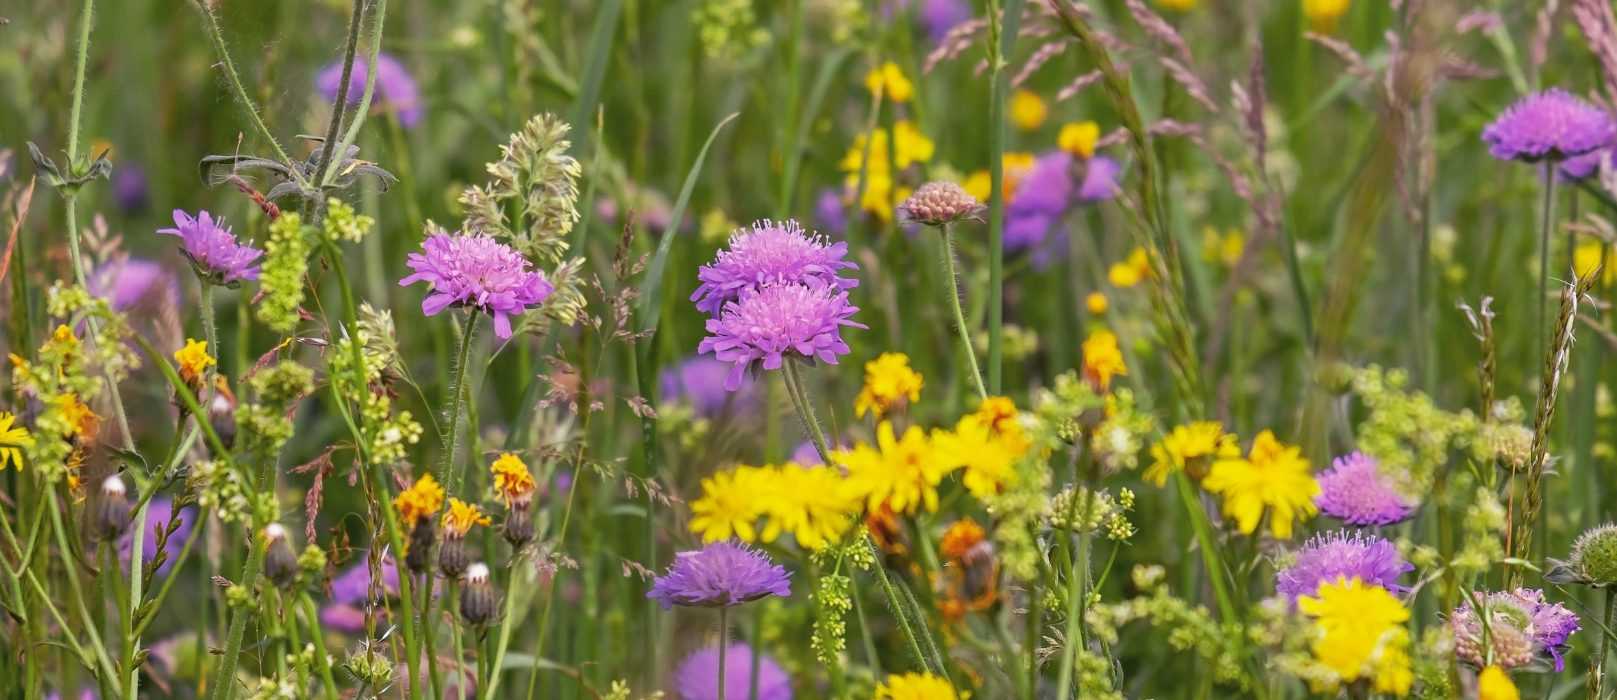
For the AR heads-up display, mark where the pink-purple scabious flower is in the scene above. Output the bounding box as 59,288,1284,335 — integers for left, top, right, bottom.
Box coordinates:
398,232,554,339
697,281,865,391
158,210,263,285
1314,452,1417,526
673,644,793,700
1274,530,1412,601
1482,89,1615,163
647,540,791,609
660,355,759,418
317,52,423,128
690,219,858,316
1452,588,1579,671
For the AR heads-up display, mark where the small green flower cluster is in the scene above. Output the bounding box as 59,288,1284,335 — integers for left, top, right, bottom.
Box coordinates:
1349,365,1478,491
1045,485,1135,541
691,0,768,62
257,212,311,334
187,459,259,525
1088,565,1251,690
328,331,422,464
237,360,315,458
246,644,318,700
322,197,375,243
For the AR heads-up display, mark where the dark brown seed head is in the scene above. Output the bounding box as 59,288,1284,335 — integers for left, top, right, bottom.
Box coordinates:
459,562,498,626
404,518,437,573
93,476,132,542
263,523,300,588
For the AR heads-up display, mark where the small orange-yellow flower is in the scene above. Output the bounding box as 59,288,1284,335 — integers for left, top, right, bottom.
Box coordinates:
1059,121,1102,159
174,338,216,387
855,353,924,418
1202,430,1319,539
0,412,33,472
1009,89,1048,131
1081,329,1128,392
491,452,537,507
394,473,445,528
865,62,915,103
441,497,491,536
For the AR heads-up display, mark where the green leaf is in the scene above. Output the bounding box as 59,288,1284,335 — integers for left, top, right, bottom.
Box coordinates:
634,111,740,335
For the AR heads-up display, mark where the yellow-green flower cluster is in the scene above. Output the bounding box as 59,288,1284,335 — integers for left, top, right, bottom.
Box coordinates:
257,212,310,334
1349,365,1477,491
1087,565,1252,690
236,360,314,458
691,0,768,61
328,332,422,464
1046,484,1135,541
186,459,257,525
322,197,375,243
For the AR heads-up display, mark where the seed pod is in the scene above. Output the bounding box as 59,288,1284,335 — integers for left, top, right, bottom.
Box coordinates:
459,562,498,626
405,517,436,573
93,476,132,542
263,523,299,588
209,376,237,450
438,533,471,578
502,502,534,548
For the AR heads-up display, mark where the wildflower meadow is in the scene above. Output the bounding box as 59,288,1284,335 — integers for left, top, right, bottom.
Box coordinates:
5,0,1617,698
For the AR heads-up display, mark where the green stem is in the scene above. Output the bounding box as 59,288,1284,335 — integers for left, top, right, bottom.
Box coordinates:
422,573,444,698
1537,164,1557,381
442,311,480,496
780,361,831,463
866,535,931,672
717,607,730,700
188,0,300,181
313,0,366,189
45,488,120,684
938,224,988,400
984,0,1026,394
1594,588,1615,700
1173,473,1239,626
205,508,267,700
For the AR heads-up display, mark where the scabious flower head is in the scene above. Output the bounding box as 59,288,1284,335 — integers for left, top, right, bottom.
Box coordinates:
1203,430,1319,538
119,498,195,576
673,643,793,700
1478,666,1520,700
661,355,760,418
691,219,858,316
0,412,34,472
899,181,985,226
1009,89,1048,131
1076,156,1123,202
838,421,956,514
1004,151,1074,254
89,258,176,312
393,473,445,529
1482,89,1615,163
316,52,422,127
1314,452,1416,526
399,232,554,339
158,210,263,285
1297,578,1413,696
173,338,215,388
1452,588,1579,671
1081,329,1127,392
490,452,537,508
814,187,848,236
441,498,491,537
855,353,924,418
874,672,962,699
1558,523,1617,586
1275,531,1412,601
1145,421,1238,485
646,540,791,609
698,282,865,391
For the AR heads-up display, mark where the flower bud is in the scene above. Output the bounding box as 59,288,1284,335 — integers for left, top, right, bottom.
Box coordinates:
92,476,131,541
404,517,436,573
1553,524,1617,587
502,502,534,548
209,375,238,450
438,535,471,579
263,523,299,588
459,562,498,626
899,181,985,226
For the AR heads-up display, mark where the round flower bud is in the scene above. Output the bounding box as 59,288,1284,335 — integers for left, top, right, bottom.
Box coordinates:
93,476,132,542
1566,524,1617,586
899,181,985,226
459,563,499,626
503,502,534,548
438,535,471,578
404,518,437,574
263,523,300,588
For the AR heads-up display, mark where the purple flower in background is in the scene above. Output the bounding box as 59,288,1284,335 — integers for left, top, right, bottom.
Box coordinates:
647,540,791,609
1076,155,1122,202
44,691,96,700
1274,531,1412,601
1314,452,1416,526
399,232,554,339
1562,146,1613,180
815,188,848,237
674,644,794,700
89,258,178,313
320,556,401,632
316,52,422,128
113,163,148,214
888,0,972,44
698,282,865,391
1004,151,1074,253
691,219,858,316
661,355,759,417
118,498,195,576
1453,588,1579,671
1482,89,1614,163
158,210,263,285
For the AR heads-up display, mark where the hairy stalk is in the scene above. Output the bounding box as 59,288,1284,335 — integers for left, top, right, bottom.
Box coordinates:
781,360,833,463
441,311,480,496
938,224,988,400
717,607,730,700
314,0,367,188
1594,588,1615,700
867,536,933,672
984,0,1027,394
1537,165,1557,379
189,0,301,181
422,574,444,698
45,488,120,686
333,0,391,171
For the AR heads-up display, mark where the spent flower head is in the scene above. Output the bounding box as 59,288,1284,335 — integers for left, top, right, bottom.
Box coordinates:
1452,588,1579,671
898,181,984,226
1551,523,1617,587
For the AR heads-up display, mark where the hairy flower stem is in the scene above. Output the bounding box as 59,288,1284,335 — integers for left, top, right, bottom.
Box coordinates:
717,607,730,700
314,0,367,188
1054,457,1098,699
781,360,833,463
1173,473,1241,627
939,224,988,400
421,574,445,698
45,488,120,685
1538,165,1557,378
189,0,300,183
984,0,1026,394
867,536,933,673
1593,588,1615,700
442,310,480,496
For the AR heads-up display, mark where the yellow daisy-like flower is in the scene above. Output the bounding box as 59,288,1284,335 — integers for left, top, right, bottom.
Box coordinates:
1144,421,1238,486
1477,666,1519,700
174,338,216,387
1085,292,1109,315
760,464,862,550
933,417,1017,500
441,497,491,536
1009,89,1048,131
1202,430,1318,539
838,422,956,515
1081,329,1128,392
1058,121,1102,159
394,473,445,528
490,452,537,507
1155,0,1199,11
689,466,768,543
1574,240,1616,285
1304,0,1351,32
0,412,34,472
56,394,99,439
855,352,924,418
1107,247,1153,288
1297,578,1413,697
874,672,966,700
865,62,915,103
1202,227,1245,267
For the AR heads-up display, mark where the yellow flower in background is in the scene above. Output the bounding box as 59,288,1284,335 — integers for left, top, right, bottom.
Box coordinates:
856,353,925,418
1058,121,1102,159
761,464,861,549
441,498,491,536
49,324,80,353
891,120,935,167
1297,578,1413,697
840,121,935,220
690,466,768,542
1304,0,1351,32
934,411,1023,499
55,394,98,439
1201,227,1245,267
1009,89,1048,131
490,452,538,507
838,421,955,515
1477,666,1519,700
1155,0,1200,11
0,412,33,472
1574,239,1617,285
1144,421,1238,486
1081,329,1128,392
865,61,915,103
174,338,216,387
972,396,1030,452
1107,247,1154,288
962,152,1035,203
1202,430,1318,538
394,473,445,528
874,672,965,699
1086,292,1109,315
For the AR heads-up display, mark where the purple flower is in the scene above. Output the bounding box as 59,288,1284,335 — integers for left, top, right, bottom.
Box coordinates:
118,498,195,576
1562,146,1614,180
1077,156,1122,202
815,188,848,237
1005,152,1075,253
673,644,794,700
660,355,759,418
647,540,791,609
113,163,148,214
697,282,865,391
1314,452,1417,526
89,258,178,313
316,52,422,128
157,210,263,285
887,0,972,44
321,557,401,633
1453,588,1579,671
1274,531,1412,601
398,232,554,339
690,219,858,317
1482,89,1615,163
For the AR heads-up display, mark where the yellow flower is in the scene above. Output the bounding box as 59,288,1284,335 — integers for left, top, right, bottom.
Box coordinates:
1304,0,1351,32
50,324,80,353
838,422,955,515
1081,329,1127,392
1155,0,1199,11
1202,430,1318,538
934,416,1021,500
689,466,768,543
1144,421,1238,486
962,153,1036,203
841,121,935,221
1009,89,1048,131
174,338,216,387
491,452,537,507
1201,227,1245,267
1058,121,1102,159
855,353,925,418
874,672,965,699
1574,239,1616,285
441,498,491,536
1107,247,1153,288
1297,578,1413,697
0,412,33,472
865,62,915,103
1085,292,1109,315
56,394,98,439
760,464,861,550
891,121,935,168
394,473,445,528
1478,666,1519,700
